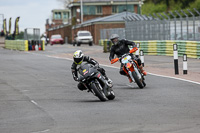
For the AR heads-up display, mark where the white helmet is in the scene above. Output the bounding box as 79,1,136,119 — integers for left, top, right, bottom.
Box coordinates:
110,34,119,45
73,50,84,64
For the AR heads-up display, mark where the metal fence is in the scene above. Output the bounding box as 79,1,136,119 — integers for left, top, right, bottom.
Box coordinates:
24,28,40,40
100,28,125,40
125,9,200,41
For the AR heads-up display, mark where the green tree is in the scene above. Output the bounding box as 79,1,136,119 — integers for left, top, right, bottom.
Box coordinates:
180,0,195,8
15,31,24,40
142,0,198,16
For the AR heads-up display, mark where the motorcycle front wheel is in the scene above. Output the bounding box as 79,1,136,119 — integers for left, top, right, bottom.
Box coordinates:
90,80,107,101
132,71,144,89
107,90,115,100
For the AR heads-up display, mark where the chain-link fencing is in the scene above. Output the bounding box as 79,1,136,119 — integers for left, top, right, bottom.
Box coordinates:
100,28,125,40
24,28,40,40
125,9,200,41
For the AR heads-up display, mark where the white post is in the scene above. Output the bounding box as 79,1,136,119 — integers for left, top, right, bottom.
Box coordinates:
80,0,83,24
135,43,140,58
183,54,187,74
140,50,144,67
173,44,179,75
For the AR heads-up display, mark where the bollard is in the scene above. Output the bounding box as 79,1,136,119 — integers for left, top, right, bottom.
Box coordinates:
183,54,187,74
35,44,39,51
140,50,144,67
35,40,39,51
103,40,108,53
135,43,140,58
173,44,179,75
31,40,35,50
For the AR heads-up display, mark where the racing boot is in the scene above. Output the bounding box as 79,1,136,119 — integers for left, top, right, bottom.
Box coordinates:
106,78,113,88
139,65,147,76
104,75,113,88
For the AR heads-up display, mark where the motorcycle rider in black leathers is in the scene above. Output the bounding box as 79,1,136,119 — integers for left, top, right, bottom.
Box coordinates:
71,50,112,90
109,34,147,83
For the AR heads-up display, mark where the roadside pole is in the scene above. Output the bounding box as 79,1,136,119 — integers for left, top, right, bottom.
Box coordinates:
183,54,188,74
173,44,179,75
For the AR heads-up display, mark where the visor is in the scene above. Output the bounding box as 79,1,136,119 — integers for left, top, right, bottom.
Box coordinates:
74,57,83,64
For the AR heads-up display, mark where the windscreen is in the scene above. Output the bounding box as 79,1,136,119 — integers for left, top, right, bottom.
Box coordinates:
78,33,91,36
51,35,61,39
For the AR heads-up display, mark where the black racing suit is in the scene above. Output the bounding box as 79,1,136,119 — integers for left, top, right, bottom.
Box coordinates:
71,56,108,91
109,39,141,76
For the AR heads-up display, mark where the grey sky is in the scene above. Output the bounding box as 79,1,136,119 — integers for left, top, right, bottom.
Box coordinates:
0,0,63,35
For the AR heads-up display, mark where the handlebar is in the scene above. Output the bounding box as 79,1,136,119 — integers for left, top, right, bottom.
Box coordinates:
111,58,119,64
129,47,138,53
110,47,138,64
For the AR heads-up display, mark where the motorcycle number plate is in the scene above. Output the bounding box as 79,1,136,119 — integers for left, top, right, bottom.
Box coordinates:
122,55,131,64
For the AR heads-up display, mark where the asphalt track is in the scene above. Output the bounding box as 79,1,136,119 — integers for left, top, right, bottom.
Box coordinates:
0,45,200,133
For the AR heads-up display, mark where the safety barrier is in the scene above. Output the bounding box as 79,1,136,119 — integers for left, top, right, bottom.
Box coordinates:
99,39,112,53
99,40,200,59
5,40,45,51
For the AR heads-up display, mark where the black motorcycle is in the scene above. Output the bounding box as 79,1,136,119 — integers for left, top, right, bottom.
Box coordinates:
78,63,115,101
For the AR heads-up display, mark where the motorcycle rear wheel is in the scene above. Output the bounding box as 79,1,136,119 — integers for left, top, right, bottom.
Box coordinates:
132,71,144,89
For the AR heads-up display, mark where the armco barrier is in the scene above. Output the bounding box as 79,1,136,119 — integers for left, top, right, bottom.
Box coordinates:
5,40,45,51
99,40,200,59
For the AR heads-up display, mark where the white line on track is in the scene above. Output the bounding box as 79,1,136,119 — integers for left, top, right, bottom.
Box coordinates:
31,129,50,133
148,72,200,85
31,100,38,106
30,100,51,133
26,52,200,85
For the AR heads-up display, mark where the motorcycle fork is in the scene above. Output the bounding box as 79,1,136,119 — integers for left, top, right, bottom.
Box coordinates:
87,80,97,95
93,73,108,95
123,65,136,82
133,60,140,68
132,61,142,80
84,82,92,93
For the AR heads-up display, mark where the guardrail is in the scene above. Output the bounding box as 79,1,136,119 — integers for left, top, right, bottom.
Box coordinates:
5,40,45,51
99,40,200,59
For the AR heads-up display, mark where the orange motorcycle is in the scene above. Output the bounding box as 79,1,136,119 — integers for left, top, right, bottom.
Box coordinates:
111,47,146,89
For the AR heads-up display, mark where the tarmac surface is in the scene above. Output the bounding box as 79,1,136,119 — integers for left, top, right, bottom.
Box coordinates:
0,44,200,133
